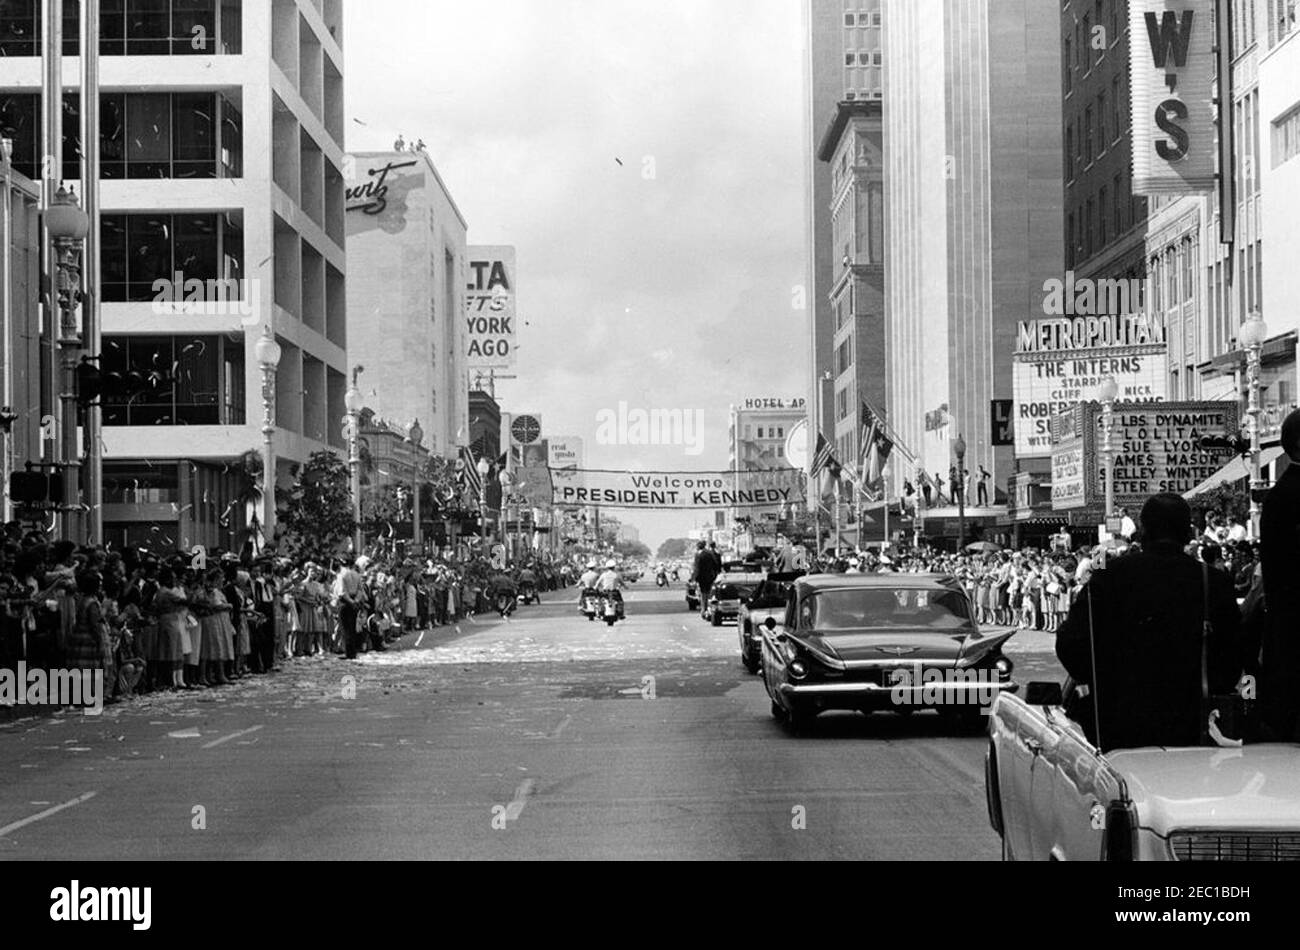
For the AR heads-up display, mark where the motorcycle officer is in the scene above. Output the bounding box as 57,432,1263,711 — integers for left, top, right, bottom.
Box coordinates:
577,559,600,606
596,558,626,620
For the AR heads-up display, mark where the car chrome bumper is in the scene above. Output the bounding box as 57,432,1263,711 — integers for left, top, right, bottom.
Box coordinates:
777,680,1019,701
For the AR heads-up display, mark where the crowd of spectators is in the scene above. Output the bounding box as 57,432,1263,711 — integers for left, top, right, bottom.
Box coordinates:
0,526,580,709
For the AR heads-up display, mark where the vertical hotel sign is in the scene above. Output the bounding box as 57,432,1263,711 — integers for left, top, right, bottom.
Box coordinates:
1129,0,1216,195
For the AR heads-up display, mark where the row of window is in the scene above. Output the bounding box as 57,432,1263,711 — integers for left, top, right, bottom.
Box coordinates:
844,51,882,66
1064,76,1125,179
1066,172,1141,265
0,0,241,57
101,212,244,302
844,11,881,28
99,334,244,427
1063,0,1122,92
0,92,242,183
1275,104,1300,168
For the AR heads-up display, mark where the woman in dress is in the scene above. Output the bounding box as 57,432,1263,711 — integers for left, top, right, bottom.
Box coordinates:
196,568,235,686
223,561,252,677
403,568,420,633
65,571,110,676
151,568,189,690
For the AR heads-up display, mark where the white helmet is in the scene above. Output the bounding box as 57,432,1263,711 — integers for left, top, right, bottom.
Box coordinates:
606,559,617,569
587,560,597,569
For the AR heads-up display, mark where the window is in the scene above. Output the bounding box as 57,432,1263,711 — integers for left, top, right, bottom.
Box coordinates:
757,427,765,439
1064,38,1073,92
1082,14,1092,71
777,428,784,438
101,335,234,426
0,0,240,56
100,212,243,301
1085,199,1094,257
844,13,855,26
845,53,855,66
1084,107,1093,165
1270,0,1300,47
1098,186,1108,245
1065,124,1074,179
1066,212,1075,267
1094,2,1104,60
1110,0,1119,44
1113,173,1124,233
1111,76,1122,141
1097,91,1107,153
1181,240,1194,303
103,464,179,504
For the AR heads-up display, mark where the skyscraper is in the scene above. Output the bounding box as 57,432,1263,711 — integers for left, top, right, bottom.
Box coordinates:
803,0,883,447
881,0,1064,503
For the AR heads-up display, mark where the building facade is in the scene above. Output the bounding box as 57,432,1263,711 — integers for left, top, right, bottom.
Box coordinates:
345,149,469,461
0,158,41,521
804,0,883,445
818,99,885,469
882,0,1064,501
0,0,349,551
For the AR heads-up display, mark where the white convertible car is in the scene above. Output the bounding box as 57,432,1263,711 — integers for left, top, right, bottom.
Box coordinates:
986,686,1300,861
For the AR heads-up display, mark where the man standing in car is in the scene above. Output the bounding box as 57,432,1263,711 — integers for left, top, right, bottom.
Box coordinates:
1056,493,1241,751
1260,409,1300,742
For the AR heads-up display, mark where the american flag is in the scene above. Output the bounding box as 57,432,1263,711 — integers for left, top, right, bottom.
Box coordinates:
458,445,482,498
860,402,895,485
810,433,840,480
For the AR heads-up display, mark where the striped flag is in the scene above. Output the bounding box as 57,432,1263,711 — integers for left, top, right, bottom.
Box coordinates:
860,402,895,485
809,433,840,480
458,445,483,498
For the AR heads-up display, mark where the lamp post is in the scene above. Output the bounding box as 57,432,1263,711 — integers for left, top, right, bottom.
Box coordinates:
46,184,89,541
1240,313,1269,539
344,369,365,554
253,327,281,549
953,433,967,551
407,418,424,554
476,456,491,545
1098,374,1119,535
498,469,513,561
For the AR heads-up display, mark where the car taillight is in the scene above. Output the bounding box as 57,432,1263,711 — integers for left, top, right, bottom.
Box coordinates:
1102,801,1138,861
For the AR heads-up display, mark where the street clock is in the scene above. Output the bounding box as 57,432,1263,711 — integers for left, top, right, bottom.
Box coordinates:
511,414,542,445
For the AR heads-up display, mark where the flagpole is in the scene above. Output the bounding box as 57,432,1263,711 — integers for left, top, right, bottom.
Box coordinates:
882,458,889,550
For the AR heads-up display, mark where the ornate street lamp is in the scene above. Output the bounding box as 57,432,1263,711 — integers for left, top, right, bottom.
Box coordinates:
1098,374,1119,534
407,418,424,552
46,184,89,540
1239,314,1269,539
344,369,365,553
254,327,282,548
476,456,491,545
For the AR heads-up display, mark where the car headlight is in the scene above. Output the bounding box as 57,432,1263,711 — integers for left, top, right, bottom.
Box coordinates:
994,656,1013,678
789,660,808,680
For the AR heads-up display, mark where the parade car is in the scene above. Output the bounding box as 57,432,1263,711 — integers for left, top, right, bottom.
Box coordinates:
986,687,1300,861
760,574,1017,731
703,572,766,627
738,571,805,674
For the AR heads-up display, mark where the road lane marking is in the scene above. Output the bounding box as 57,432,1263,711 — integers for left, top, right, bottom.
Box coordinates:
549,714,572,738
0,791,97,838
201,725,264,749
503,778,536,822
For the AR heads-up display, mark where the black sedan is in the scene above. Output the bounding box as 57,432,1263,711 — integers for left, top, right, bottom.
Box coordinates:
738,571,804,674
759,574,1017,732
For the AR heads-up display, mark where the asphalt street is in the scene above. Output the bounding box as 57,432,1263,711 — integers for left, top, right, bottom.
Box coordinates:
0,585,1064,860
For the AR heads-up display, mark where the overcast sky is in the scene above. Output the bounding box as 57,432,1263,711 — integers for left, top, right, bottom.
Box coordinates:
346,0,806,550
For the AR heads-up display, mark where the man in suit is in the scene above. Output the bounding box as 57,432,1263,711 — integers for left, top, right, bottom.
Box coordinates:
1056,493,1241,751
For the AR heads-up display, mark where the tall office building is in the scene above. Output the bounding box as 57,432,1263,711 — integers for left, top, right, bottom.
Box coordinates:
0,0,348,551
1062,0,1149,288
345,149,469,460
803,0,882,446
881,0,1064,502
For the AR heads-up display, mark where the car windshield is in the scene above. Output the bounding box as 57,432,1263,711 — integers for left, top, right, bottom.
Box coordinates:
713,583,756,600
801,588,973,631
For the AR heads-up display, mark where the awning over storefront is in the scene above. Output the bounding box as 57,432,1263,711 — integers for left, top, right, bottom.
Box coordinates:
1182,446,1284,499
